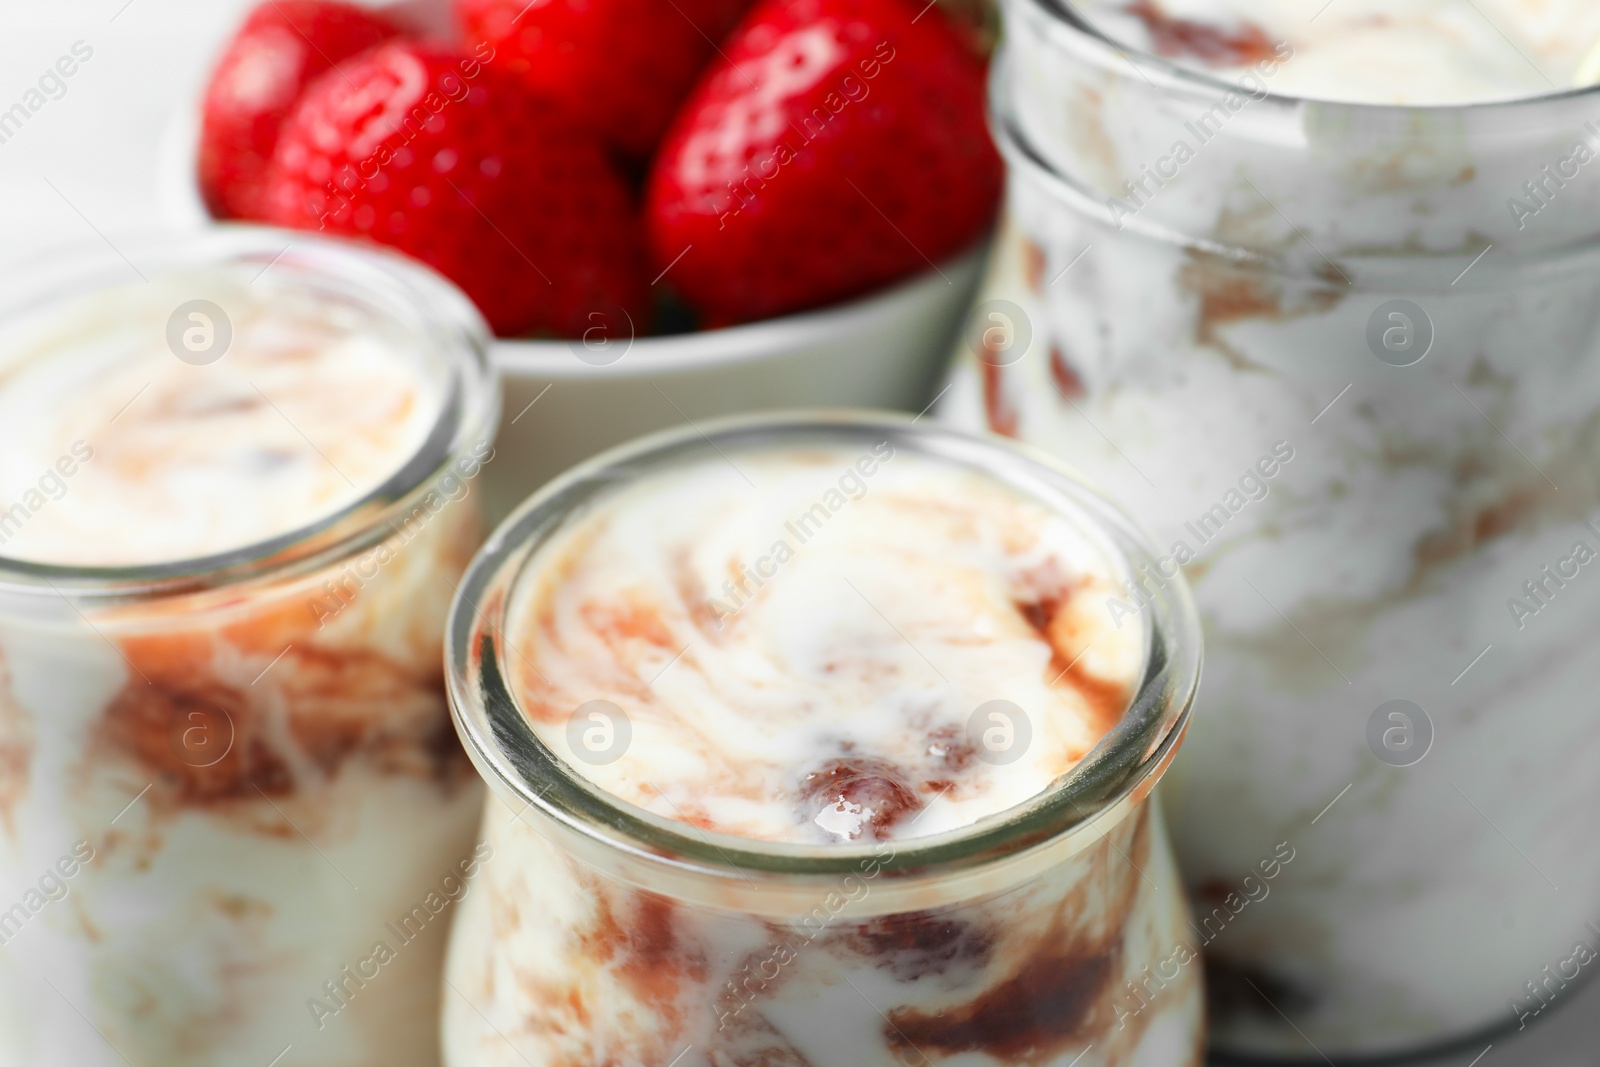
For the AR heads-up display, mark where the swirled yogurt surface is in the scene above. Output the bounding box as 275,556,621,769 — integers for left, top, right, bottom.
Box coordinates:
1070,0,1600,105
505,443,1144,844
0,271,439,566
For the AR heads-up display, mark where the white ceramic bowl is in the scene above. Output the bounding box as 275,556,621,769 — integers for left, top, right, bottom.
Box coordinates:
480,251,983,518
157,89,986,521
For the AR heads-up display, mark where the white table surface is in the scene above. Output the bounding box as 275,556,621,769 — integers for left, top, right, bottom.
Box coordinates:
0,2,1596,1064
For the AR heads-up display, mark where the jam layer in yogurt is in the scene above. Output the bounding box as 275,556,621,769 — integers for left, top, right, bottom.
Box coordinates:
1072,0,1600,105
505,443,1143,844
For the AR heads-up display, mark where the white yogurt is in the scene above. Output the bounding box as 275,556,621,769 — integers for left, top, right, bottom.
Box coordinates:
505,445,1143,844
0,273,438,565
1070,0,1600,105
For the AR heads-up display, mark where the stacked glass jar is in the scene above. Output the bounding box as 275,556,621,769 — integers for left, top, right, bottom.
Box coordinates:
945,0,1600,1057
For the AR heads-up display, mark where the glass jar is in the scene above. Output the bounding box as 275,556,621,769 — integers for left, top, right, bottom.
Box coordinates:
0,229,499,1067
441,412,1205,1067
942,0,1600,1057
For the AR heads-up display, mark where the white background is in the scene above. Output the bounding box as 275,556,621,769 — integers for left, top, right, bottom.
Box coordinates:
0,1,1595,1063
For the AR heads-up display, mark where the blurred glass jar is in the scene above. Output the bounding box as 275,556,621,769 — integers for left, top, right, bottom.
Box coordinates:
440,414,1205,1067
0,230,499,1067
941,0,1600,1057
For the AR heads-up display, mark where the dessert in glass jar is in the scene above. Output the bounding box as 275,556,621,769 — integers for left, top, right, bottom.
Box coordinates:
0,228,498,1067
943,0,1600,1056
441,412,1206,1067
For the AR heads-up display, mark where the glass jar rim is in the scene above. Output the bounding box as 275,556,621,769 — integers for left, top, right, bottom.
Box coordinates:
1020,0,1600,115
445,410,1203,886
0,225,500,604
988,49,1600,285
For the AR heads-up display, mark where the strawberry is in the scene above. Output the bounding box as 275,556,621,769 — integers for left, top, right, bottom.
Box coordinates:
456,0,754,158
645,0,1001,323
260,41,649,339
198,1,400,220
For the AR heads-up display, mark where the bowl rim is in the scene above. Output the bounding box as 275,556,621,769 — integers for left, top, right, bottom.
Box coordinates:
491,241,990,379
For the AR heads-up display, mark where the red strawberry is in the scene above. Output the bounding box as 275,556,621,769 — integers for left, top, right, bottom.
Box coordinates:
645,0,1001,323
198,0,400,219
456,0,753,158
261,41,649,339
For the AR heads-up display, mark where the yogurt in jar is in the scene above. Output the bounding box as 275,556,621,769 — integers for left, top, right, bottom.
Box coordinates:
441,416,1207,1067
944,0,1600,1055
507,447,1143,843
0,232,498,1067
0,272,436,565
1072,0,1600,105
